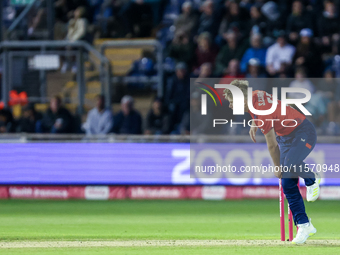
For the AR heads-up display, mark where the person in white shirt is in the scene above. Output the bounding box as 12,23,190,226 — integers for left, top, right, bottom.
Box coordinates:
66,6,88,42
83,95,113,135
266,31,296,76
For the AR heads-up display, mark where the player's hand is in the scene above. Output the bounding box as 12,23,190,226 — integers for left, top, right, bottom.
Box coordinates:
249,126,258,143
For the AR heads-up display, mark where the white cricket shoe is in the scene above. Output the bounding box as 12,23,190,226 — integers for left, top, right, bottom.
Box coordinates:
292,219,317,244
306,172,321,202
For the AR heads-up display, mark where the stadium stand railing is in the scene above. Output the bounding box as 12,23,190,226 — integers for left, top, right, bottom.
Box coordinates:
0,40,111,115
99,39,164,98
0,134,339,144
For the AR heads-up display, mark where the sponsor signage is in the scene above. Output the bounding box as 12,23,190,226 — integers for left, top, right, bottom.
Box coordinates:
0,143,339,185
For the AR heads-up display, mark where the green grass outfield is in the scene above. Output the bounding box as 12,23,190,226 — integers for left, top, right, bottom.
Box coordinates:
0,199,339,254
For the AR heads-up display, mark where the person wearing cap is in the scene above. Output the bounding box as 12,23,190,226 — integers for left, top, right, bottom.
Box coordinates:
265,30,295,76
112,95,142,134
240,33,267,73
293,28,322,77
286,0,313,44
246,58,267,77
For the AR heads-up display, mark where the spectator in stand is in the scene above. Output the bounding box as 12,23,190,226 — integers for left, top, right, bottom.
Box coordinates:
82,95,113,135
112,95,142,134
214,29,249,76
164,62,190,127
286,0,313,44
288,67,327,126
245,58,268,91
62,6,88,73
197,62,213,78
16,104,41,133
174,1,198,37
288,67,315,98
321,69,340,134
261,1,284,39
217,59,245,97
247,4,267,36
266,30,295,77
197,0,218,38
124,0,153,38
40,96,74,133
86,0,104,24
246,58,267,77
0,108,15,133
167,30,195,67
144,98,171,135
221,59,245,79
54,0,90,40
217,0,249,45
240,33,267,73
317,0,340,54
192,32,218,74
66,6,88,42
180,91,213,135
292,28,323,77
55,0,72,40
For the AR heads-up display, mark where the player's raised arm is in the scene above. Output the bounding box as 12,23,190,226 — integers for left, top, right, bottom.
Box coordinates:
264,129,281,178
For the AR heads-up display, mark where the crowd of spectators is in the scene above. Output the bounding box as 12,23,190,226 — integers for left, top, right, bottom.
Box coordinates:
2,0,340,136
163,0,340,135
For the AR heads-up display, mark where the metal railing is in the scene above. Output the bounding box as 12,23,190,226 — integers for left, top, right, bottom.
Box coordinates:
100,39,164,97
0,134,339,144
0,40,111,114
4,0,55,40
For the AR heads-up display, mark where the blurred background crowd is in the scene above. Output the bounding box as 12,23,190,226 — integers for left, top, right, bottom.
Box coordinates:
1,0,340,136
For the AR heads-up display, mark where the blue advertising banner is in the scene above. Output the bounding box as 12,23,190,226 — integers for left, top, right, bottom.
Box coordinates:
0,143,339,185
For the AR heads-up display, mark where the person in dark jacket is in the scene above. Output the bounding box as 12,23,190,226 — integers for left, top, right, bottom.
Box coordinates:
112,95,142,134
167,30,195,67
247,4,268,36
0,108,15,133
41,96,74,133
144,98,171,135
164,62,190,126
286,0,313,44
124,0,153,37
16,104,41,133
292,28,323,77
317,0,340,53
197,0,219,38
214,29,249,76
